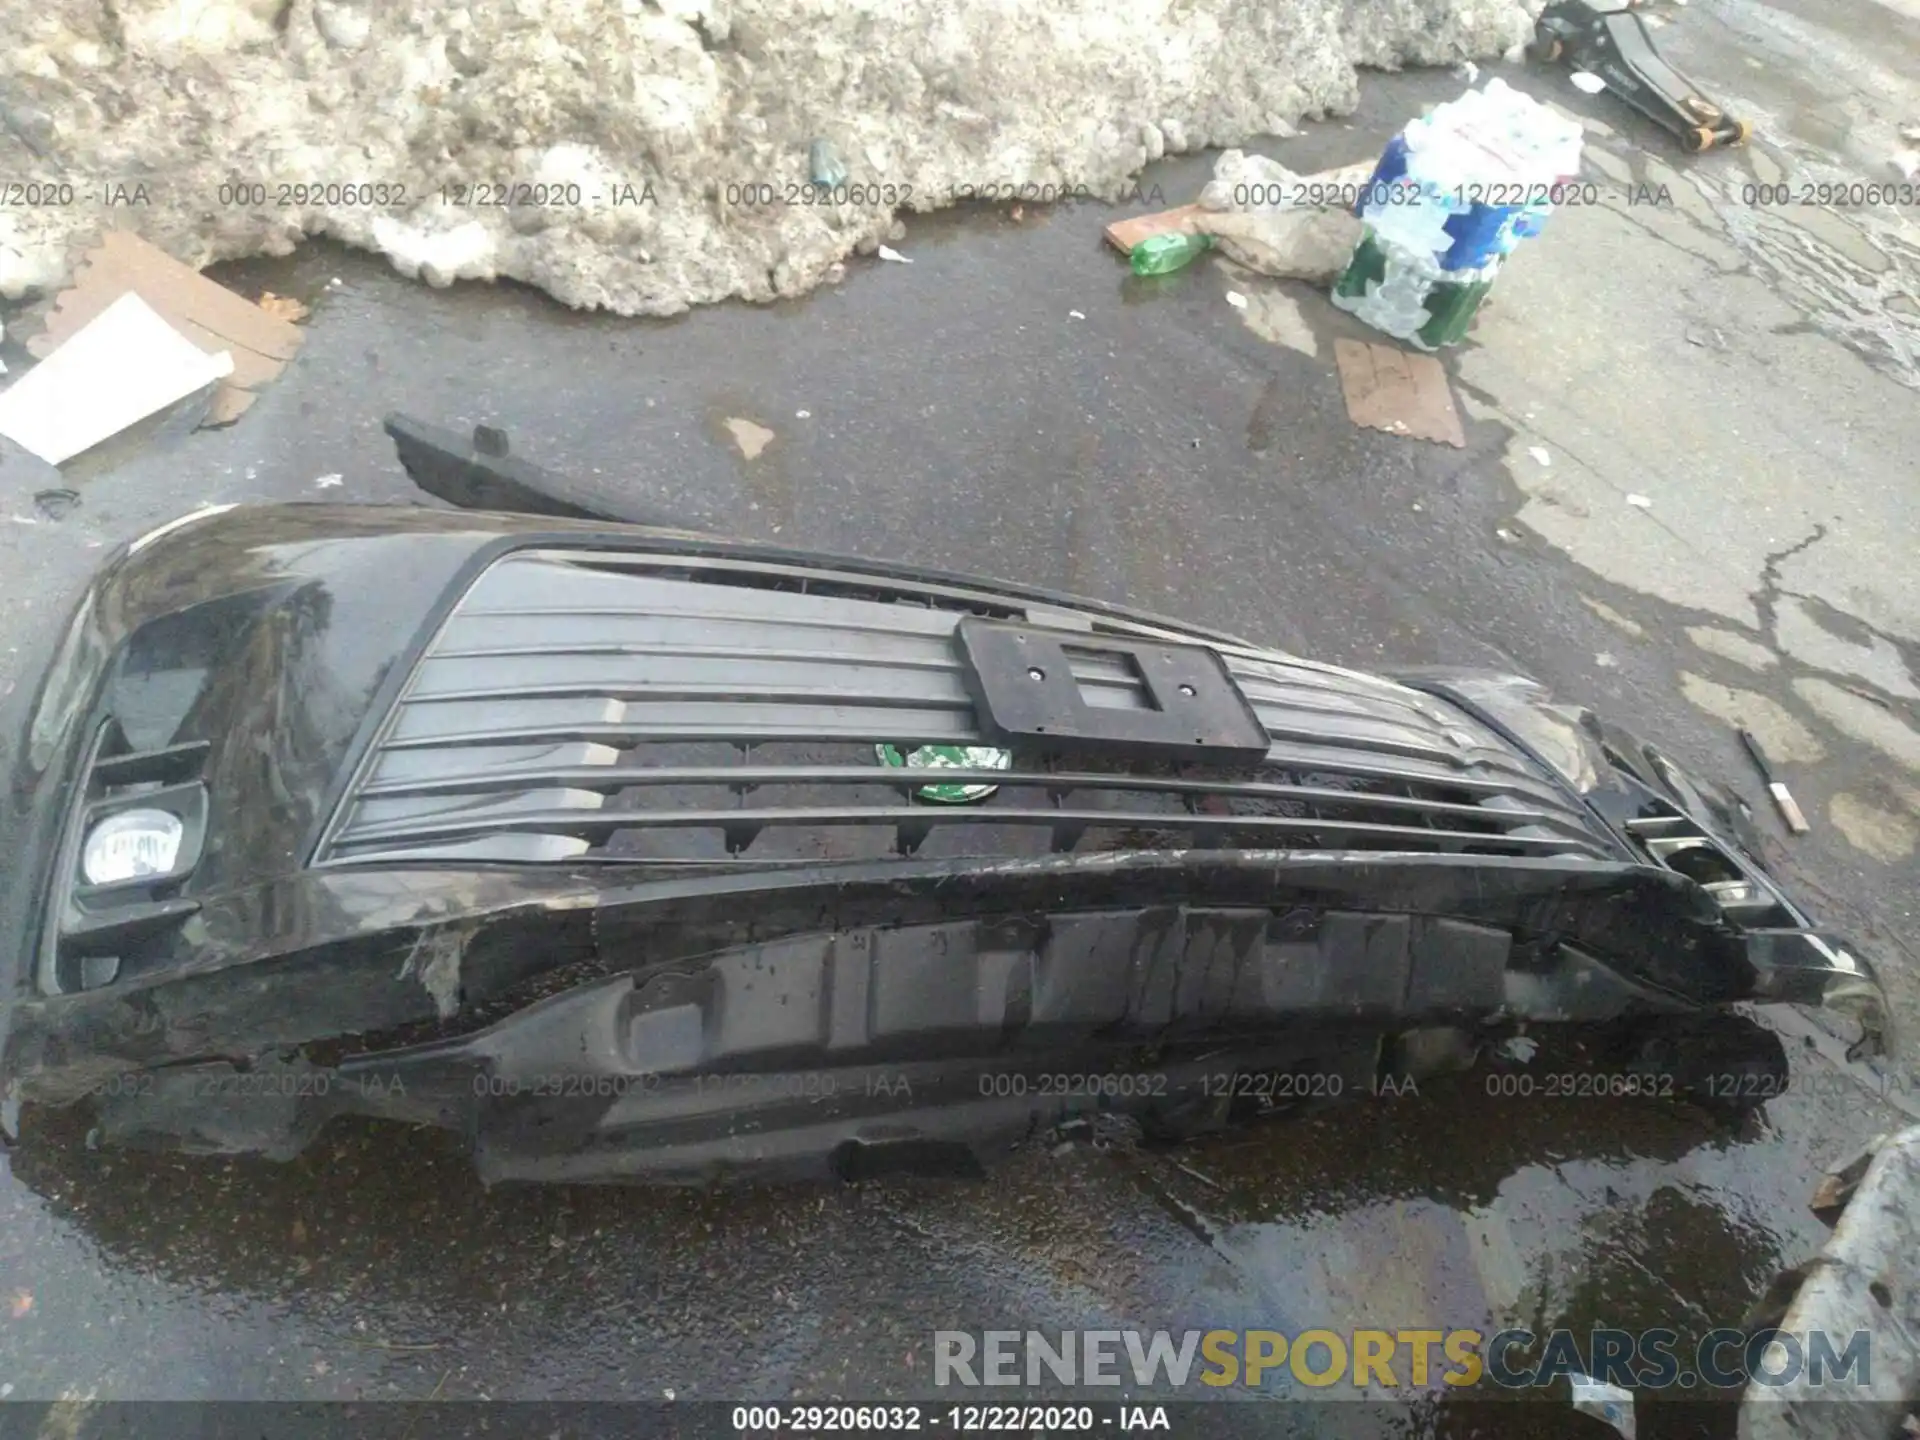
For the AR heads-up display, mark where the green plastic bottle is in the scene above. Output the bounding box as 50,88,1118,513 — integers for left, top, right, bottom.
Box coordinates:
1130,231,1213,276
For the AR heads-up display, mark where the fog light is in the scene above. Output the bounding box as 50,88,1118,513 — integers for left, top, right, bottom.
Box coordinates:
81,809,185,885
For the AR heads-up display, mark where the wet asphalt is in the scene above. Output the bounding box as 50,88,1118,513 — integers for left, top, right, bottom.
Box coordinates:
1,6,1918,1436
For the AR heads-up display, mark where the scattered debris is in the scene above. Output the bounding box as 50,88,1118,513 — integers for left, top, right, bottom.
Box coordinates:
875,245,912,264
1902,123,1920,144
1569,70,1607,94
1496,1035,1540,1063
1130,232,1213,276
1455,60,1480,83
1496,526,1517,542
1196,152,1368,285
313,473,343,488
0,293,235,466
1625,493,1652,508
1528,445,1552,466
795,409,811,419
1224,291,1248,309
1103,204,1210,256
724,417,776,460
1227,282,1319,356
385,414,687,527
1068,309,1086,319
1570,1371,1635,1439
1334,338,1466,448
32,488,79,520
1739,726,1810,835
1170,1159,1223,1190
27,232,305,427
9,1293,31,1319
1743,1124,1920,1438
255,291,310,324
808,138,849,189
1891,151,1920,183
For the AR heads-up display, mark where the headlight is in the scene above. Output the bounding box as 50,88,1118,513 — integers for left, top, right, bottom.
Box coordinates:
81,809,186,886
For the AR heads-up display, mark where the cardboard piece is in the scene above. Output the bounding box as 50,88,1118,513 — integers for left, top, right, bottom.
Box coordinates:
1105,161,1378,256
1334,338,1466,448
27,231,305,425
0,293,235,465
1104,203,1209,255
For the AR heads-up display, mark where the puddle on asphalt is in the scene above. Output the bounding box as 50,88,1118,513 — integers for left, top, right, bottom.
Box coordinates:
3,1043,1891,1409
1706,169,1920,389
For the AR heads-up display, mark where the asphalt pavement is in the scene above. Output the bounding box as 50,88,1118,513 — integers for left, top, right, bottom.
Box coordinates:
0,1,1916,1434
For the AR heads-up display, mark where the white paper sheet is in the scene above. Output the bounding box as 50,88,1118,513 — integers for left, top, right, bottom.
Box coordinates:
0,292,235,465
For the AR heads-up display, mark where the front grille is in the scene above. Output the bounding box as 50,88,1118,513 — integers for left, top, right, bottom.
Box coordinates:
314,550,1614,867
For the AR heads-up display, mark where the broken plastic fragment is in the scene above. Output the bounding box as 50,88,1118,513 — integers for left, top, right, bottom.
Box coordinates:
1570,72,1608,95
808,138,849,189
1528,445,1551,466
1570,1372,1635,1439
876,245,912,264
1225,290,1249,309
1626,493,1653,508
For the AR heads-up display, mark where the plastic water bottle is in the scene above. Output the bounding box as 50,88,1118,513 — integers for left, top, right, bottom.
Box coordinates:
1130,231,1212,276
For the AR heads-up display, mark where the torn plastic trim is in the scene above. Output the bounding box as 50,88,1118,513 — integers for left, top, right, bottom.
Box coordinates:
1741,931,1891,1060
4,847,1888,1109
77,897,1703,1180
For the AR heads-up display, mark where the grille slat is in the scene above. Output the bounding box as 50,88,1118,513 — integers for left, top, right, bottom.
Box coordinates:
332,804,1573,855
348,762,1571,827
315,551,1615,866
389,698,977,748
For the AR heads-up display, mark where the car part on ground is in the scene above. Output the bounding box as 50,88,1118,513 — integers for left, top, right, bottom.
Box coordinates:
1530,0,1752,152
1739,1124,1920,1440
384,412,693,529
0,478,1885,1183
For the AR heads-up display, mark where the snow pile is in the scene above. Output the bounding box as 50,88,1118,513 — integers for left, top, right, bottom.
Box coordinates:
0,0,1536,314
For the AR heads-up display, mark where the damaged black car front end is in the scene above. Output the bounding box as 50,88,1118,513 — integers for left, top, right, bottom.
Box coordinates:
0,503,1887,1184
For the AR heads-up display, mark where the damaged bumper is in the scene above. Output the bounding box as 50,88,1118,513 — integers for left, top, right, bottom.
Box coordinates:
0,505,1887,1182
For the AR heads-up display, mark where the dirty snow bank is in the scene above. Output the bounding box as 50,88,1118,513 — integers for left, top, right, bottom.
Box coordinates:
0,0,1536,314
